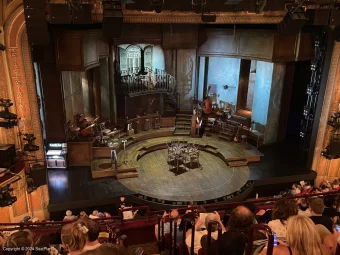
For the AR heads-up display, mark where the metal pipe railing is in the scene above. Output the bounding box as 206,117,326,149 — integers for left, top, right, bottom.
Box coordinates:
246,224,274,255
206,221,223,250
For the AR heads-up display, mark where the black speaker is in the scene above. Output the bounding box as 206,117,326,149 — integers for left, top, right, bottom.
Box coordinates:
330,9,340,26
103,9,123,38
49,4,71,24
72,4,93,24
278,7,309,36
30,164,47,187
0,144,16,168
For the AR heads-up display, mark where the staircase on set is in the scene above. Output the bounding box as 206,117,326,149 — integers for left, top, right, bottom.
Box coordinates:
173,113,191,136
218,120,239,141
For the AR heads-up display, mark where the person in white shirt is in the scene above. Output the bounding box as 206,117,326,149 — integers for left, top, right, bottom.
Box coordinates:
185,212,226,254
63,210,77,221
89,210,99,219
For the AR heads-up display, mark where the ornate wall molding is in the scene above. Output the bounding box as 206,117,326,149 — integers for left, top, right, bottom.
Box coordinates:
312,41,340,184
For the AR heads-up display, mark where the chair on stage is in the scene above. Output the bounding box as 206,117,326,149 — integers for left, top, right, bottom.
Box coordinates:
189,150,200,169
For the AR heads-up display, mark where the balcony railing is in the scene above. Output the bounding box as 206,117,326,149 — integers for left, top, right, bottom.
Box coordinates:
119,68,177,97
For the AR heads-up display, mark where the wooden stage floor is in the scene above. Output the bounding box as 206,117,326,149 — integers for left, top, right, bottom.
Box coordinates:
47,135,316,213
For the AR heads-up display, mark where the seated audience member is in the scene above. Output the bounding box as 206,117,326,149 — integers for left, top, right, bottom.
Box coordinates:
268,199,298,239
204,206,254,254
77,217,101,251
32,235,51,255
61,222,88,255
186,212,226,254
79,211,88,218
155,210,182,242
332,179,340,191
205,229,245,255
260,215,331,255
81,243,126,255
303,181,313,192
3,230,34,255
323,196,340,223
89,210,99,219
323,224,340,255
297,198,311,217
64,210,77,221
310,198,334,233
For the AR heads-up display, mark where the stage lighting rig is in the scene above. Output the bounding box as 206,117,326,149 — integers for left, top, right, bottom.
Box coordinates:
0,184,17,207
23,133,39,152
26,177,37,194
0,98,18,129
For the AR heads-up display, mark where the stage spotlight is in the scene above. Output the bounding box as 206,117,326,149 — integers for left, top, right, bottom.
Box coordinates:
0,185,17,207
0,43,5,51
27,177,37,194
23,133,39,152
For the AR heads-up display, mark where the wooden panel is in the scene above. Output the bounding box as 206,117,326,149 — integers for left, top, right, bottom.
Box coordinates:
39,63,66,142
12,194,28,217
97,32,110,58
297,33,314,61
162,24,198,49
67,142,92,166
0,207,11,223
114,24,162,45
30,188,42,210
160,117,176,127
83,31,99,70
238,31,274,60
272,34,296,61
198,29,237,56
55,31,83,71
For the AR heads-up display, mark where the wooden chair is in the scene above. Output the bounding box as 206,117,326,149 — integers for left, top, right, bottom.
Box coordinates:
189,151,200,169
155,117,160,129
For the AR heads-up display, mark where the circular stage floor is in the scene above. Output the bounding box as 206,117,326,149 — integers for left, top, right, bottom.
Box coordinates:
119,148,250,202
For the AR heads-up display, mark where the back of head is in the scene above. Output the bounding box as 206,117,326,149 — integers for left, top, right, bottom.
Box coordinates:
227,206,254,233
81,243,126,255
286,215,322,255
77,217,100,242
66,210,72,216
323,196,335,208
170,210,179,220
272,199,298,222
220,230,245,255
205,213,219,232
4,230,33,255
32,235,50,255
310,198,325,214
61,222,87,252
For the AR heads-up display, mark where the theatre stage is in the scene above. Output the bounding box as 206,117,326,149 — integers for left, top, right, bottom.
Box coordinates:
47,133,316,213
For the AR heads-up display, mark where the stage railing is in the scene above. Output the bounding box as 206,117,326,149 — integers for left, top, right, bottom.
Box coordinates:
119,68,177,96
1,190,339,232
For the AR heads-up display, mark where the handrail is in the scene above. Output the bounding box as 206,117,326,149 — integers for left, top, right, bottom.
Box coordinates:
1,190,340,229
246,224,274,255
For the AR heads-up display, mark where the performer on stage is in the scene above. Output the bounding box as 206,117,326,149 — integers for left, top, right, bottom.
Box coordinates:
196,113,203,137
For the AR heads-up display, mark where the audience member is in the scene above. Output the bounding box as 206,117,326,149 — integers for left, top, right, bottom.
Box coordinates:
61,222,87,255
32,235,51,255
79,211,88,218
89,211,99,220
297,198,311,217
332,179,340,191
205,206,254,254
309,198,334,233
323,196,340,223
155,210,182,243
205,229,245,255
268,199,298,239
77,217,101,252
186,212,226,254
119,197,126,209
81,243,126,255
260,215,331,255
3,230,34,255
64,210,77,221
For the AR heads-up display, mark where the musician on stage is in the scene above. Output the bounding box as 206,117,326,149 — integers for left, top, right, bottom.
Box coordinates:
196,112,203,137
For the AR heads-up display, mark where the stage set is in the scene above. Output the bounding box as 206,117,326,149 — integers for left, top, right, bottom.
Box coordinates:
44,24,322,213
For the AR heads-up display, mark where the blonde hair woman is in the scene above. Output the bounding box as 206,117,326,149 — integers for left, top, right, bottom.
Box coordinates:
61,222,88,255
260,215,331,255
